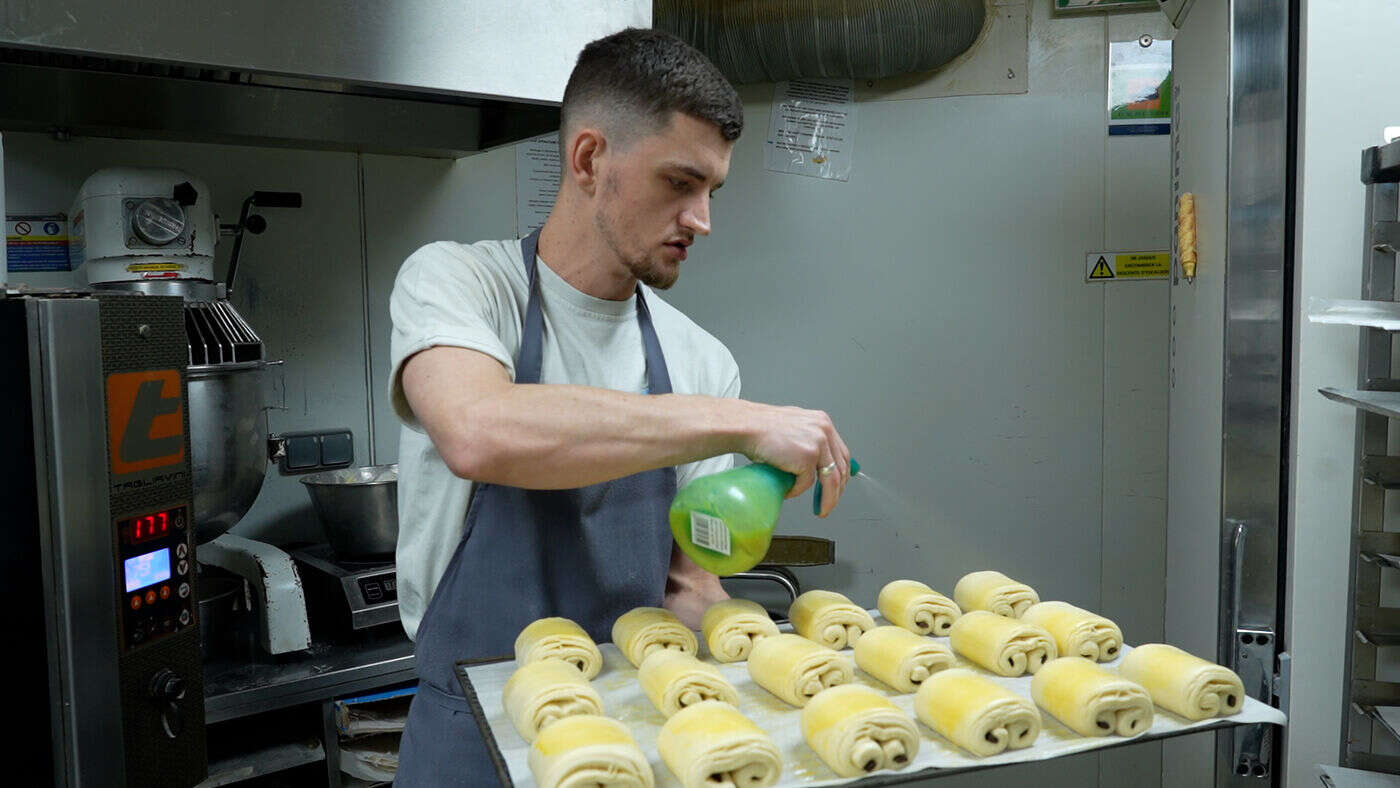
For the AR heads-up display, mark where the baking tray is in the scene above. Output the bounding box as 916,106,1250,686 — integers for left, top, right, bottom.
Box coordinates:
454,612,1286,786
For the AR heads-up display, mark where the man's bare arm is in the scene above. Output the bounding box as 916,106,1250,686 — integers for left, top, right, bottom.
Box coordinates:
401,345,854,514
664,543,729,629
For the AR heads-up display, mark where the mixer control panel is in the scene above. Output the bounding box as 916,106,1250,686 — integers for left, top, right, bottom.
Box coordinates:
117,504,196,650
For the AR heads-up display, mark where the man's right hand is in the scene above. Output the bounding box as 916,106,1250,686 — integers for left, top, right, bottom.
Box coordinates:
403,345,853,516
735,401,852,517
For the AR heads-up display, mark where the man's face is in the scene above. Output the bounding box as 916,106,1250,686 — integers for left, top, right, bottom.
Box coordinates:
593,112,733,290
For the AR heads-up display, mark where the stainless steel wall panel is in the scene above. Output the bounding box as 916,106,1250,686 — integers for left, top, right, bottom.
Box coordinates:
1164,0,1232,782
0,1,648,105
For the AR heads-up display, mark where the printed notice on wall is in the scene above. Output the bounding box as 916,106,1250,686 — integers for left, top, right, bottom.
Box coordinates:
516,132,560,235
1108,38,1172,136
1086,250,1171,282
764,79,858,182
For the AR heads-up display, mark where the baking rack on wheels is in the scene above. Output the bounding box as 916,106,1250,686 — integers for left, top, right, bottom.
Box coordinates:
1317,135,1400,776
454,613,1286,787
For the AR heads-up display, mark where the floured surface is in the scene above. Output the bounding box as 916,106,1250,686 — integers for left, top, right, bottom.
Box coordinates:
458,613,1286,786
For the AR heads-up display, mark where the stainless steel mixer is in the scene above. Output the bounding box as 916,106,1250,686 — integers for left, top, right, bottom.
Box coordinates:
72,168,301,544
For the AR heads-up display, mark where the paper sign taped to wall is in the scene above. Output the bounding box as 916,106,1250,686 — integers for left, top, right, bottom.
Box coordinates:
1086,251,1170,281
516,133,560,235
764,79,858,182
1109,39,1172,136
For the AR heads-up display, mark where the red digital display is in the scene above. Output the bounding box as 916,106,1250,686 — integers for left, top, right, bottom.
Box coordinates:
124,510,172,544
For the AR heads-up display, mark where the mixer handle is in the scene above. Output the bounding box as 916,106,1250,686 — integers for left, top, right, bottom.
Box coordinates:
225,190,304,296
251,191,303,209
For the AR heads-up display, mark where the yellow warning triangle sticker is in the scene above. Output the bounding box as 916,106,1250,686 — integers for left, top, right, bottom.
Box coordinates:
1089,256,1115,279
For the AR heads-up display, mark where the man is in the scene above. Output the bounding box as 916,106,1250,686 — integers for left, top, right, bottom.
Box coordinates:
390,28,852,783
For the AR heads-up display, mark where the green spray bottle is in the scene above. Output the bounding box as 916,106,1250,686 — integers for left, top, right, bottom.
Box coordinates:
669,458,860,576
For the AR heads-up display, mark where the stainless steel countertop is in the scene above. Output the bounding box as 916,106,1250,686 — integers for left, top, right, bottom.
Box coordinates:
203,628,416,724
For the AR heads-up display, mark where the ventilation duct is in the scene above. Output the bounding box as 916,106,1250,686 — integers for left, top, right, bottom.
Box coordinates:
654,0,988,84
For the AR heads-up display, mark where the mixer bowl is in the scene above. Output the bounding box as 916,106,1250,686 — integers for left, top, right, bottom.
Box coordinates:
189,362,271,544
301,464,399,559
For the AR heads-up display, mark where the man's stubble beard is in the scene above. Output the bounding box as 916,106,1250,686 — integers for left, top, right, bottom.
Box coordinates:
593,174,680,291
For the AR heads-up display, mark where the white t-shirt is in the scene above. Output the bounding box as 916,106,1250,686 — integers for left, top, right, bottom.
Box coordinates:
388,239,741,640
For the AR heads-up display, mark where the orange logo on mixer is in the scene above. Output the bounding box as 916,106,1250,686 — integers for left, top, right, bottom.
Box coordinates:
107,370,184,475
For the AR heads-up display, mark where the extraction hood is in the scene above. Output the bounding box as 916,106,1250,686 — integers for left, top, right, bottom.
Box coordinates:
0,0,649,156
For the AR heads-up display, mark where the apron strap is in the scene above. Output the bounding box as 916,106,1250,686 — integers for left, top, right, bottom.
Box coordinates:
517,230,672,395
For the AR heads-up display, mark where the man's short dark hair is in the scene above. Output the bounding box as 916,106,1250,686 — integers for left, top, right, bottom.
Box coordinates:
560,28,743,154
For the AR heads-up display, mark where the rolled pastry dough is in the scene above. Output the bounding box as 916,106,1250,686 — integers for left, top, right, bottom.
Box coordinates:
515,617,604,679
878,579,962,636
747,633,853,707
702,599,780,663
657,700,783,788
612,607,698,668
913,668,1041,757
1031,657,1153,737
1022,601,1123,662
802,684,920,777
953,571,1040,618
790,590,876,650
639,650,740,717
502,659,605,742
854,625,956,693
1117,643,1245,721
528,714,655,788
949,610,1057,677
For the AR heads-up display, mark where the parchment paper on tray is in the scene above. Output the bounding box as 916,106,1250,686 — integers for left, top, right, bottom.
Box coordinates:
456,612,1286,787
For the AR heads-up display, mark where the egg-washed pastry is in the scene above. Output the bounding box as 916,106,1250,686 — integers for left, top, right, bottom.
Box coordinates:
1031,657,1153,737
802,684,920,777
1022,601,1123,663
747,633,853,707
953,571,1040,618
612,607,698,668
854,625,956,693
949,610,1057,677
1117,643,1245,721
502,659,605,743
702,599,780,662
913,669,1041,757
639,650,740,718
515,617,604,679
528,714,654,788
878,579,963,636
657,700,782,788
790,590,876,650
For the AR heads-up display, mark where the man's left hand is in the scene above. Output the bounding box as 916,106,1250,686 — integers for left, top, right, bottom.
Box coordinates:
664,544,728,629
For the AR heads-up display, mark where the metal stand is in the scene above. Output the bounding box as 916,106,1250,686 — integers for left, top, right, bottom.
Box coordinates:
1325,138,1400,773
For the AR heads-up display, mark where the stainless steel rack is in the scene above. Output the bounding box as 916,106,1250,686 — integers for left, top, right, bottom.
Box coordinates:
1321,137,1400,774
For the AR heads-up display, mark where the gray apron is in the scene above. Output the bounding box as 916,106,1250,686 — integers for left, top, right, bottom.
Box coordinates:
395,230,677,786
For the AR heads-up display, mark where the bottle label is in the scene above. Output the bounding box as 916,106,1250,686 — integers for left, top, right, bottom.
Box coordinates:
689,511,730,556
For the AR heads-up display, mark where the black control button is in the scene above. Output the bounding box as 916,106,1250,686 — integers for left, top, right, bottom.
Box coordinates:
177,559,189,576
178,609,191,626
178,583,190,599
176,543,188,559
149,669,186,703
163,618,175,632
130,629,145,645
